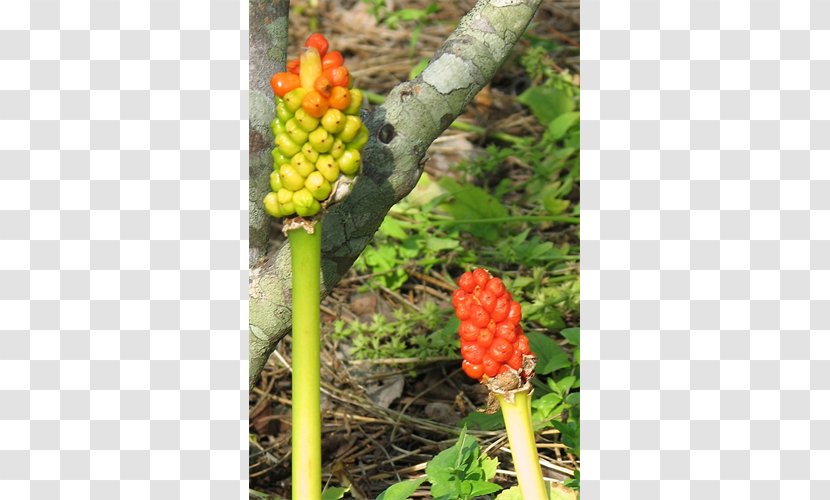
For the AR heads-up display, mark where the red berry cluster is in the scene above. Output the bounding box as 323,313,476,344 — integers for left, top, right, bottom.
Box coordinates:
452,268,533,381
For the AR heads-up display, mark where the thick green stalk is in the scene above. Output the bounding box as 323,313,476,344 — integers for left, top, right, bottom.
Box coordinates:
497,390,548,500
288,225,322,500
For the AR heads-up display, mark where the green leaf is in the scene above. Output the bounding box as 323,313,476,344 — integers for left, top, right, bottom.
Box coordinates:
526,332,570,375
437,177,509,241
376,478,427,500
559,327,579,347
321,485,349,500
480,455,499,480
517,86,576,125
409,58,429,80
467,480,503,497
458,410,504,431
546,111,580,141
495,486,523,500
548,481,579,500
556,375,577,394
379,217,409,240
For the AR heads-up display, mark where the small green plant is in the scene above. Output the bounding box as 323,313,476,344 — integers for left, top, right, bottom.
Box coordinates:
331,302,460,360
377,427,502,500
361,0,441,54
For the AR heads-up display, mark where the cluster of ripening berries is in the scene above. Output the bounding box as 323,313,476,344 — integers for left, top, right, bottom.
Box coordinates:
453,268,534,381
264,33,368,218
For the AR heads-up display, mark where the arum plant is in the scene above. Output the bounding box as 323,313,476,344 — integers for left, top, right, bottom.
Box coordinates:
263,33,367,500
452,268,548,500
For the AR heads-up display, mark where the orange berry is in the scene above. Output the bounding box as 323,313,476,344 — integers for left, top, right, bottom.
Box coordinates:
328,86,351,111
301,89,329,118
286,58,300,75
313,75,332,98
270,72,300,98
324,66,350,88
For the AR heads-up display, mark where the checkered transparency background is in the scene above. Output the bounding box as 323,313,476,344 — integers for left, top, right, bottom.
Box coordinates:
581,0,830,498
0,1,248,498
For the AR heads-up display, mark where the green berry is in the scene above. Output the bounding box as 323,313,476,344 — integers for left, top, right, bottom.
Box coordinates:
308,127,334,153
293,188,320,217
338,115,362,143
295,108,320,132
305,171,332,201
271,148,290,168
330,138,345,159
285,118,309,145
270,118,285,137
347,125,369,150
275,132,302,157
344,88,362,115
315,154,340,183
277,188,294,205
338,148,361,176
279,201,295,217
276,100,292,123
278,163,305,191
291,153,315,177
263,192,281,217
321,108,346,134
269,170,283,192
302,142,320,163
284,87,309,113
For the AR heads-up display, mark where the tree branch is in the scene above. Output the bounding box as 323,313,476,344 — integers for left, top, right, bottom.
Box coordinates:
249,0,543,389
249,0,290,264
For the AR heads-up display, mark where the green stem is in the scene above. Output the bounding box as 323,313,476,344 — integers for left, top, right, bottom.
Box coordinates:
428,215,580,225
364,91,529,145
288,224,322,500
498,390,548,500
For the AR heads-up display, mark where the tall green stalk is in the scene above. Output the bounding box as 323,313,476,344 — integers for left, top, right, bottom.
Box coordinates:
288,224,322,500
497,389,548,500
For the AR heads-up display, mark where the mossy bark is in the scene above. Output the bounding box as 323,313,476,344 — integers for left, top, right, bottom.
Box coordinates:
250,0,543,389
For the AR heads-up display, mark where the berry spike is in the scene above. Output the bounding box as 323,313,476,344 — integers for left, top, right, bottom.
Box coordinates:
452,268,536,382
265,33,366,220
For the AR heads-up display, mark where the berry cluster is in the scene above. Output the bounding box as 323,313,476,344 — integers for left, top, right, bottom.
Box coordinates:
264,33,367,218
452,268,534,381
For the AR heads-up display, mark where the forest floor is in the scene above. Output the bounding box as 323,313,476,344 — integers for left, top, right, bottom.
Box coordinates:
250,1,580,498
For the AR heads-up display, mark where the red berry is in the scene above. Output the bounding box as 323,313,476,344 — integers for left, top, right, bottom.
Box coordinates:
461,342,484,364
458,272,476,293
507,351,523,370
482,356,500,378
485,277,506,297
322,51,344,71
491,296,510,323
455,301,471,321
462,360,484,379
470,304,489,328
479,290,497,314
495,322,516,343
286,58,300,74
489,337,513,363
472,268,490,287
478,328,494,348
506,301,522,325
459,321,479,341
498,364,512,375
305,33,329,56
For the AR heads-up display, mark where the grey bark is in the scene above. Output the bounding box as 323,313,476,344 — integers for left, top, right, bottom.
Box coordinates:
249,0,290,265
250,0,543,389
